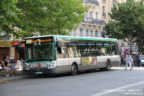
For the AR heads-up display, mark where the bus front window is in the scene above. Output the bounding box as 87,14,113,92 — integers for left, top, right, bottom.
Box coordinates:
26,42,56,61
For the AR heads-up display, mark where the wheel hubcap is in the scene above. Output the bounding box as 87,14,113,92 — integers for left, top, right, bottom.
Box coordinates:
72,66,77,74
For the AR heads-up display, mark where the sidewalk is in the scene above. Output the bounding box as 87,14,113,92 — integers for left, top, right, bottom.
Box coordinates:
0,61,28,83
112,67,144,70
0,69,27,83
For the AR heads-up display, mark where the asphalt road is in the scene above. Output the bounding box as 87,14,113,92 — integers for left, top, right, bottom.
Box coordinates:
1,68,144,96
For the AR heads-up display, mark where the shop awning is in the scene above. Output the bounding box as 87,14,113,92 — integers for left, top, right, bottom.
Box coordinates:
0,41,13,47
13,41,25,47
0,41,25,47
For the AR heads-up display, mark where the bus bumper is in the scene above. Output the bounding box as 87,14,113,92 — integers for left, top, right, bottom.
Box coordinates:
24,65,71,75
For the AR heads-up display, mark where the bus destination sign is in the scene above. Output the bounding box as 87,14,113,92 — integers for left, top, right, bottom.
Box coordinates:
26,39,53,44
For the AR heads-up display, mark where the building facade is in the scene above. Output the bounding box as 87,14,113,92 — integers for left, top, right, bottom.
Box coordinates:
70,0,137,55
0,33,24,61
70,0,126,37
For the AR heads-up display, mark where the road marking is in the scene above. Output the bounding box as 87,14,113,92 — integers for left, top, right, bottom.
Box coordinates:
91,81,144,96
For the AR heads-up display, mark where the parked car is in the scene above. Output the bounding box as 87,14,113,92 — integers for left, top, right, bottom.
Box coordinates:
140,55,144,66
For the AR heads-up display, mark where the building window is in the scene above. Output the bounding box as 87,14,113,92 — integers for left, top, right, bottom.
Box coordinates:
95,30,98,37
102,31,105,38
74,31,76,36
96,12,98,19
89,11,93,18
86,29,89,37
91,30,93,37
85,0,99,6
86,12,89,18
69,32,72,36
80,28,83,37
103,6,105,13
102,6,106,18
113,0,117,4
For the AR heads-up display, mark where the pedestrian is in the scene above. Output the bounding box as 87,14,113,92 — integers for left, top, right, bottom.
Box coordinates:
120,55,125,67
133,54,139,66
7,56,16,75
125,53,133,71
0,56,10,77
139,53,143,67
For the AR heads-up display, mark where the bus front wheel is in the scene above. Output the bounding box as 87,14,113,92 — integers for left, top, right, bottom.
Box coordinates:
71,64,78,75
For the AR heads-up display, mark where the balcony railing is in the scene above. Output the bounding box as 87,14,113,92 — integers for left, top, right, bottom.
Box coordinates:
102,0,106,4
83,17,105,25
85,0,99,6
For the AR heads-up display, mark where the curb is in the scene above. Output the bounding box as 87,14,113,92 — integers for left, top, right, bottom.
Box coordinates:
111,67,144,70
0,70,28,83
0,75,28,83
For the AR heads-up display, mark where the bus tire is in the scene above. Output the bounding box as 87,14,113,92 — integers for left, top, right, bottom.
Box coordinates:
71,64,78,75
105,60,111,71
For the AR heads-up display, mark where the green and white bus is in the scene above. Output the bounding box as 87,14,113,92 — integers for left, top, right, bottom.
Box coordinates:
24,35,120,75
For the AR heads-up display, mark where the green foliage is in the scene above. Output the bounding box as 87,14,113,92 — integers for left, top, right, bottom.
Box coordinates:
0,0,19,35
13,30,33,39
17,0,87,35
0,0,87,39
105,21,124,39
105,0,144,52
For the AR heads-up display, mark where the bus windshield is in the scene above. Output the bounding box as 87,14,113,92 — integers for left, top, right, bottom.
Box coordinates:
26,42,56,62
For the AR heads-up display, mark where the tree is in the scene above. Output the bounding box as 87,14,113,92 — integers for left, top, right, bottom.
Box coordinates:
0,0,19,39
105,0,144,53
16,0,87,36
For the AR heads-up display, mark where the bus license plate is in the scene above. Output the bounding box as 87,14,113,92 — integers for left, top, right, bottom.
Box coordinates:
35,72,43,74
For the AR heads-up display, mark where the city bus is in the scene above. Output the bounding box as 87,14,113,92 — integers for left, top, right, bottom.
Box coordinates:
24,35,120,75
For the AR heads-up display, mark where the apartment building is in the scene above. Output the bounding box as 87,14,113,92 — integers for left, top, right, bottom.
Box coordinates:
69,0,110,37
69,0,138,55
70,0,127,38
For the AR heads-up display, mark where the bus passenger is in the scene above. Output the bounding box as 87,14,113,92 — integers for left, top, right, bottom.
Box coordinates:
1,56,10,77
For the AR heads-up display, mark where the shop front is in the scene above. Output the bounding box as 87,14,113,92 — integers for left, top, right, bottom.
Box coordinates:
0,41,12,60
13,41,25,60
0,41,25,61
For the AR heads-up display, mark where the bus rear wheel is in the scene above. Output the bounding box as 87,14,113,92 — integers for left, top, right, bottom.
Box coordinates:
71,64,78,75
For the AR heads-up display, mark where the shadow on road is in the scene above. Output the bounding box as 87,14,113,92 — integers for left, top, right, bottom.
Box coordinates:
25,69,115,79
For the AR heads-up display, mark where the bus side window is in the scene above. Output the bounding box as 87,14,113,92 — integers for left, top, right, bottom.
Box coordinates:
96,43,105,56
111,43,118,55
68,47,74,58
57,47,62,54
77,47,81,57
72,47,78,58
57,47,68,58
68,46,78,58
104,43,112,56
78,45,88,57
100,48,106,56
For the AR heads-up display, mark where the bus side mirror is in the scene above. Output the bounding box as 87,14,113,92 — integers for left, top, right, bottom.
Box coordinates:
56,41,61,48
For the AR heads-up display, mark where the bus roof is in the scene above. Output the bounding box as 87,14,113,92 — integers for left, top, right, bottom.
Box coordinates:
25,35,118,42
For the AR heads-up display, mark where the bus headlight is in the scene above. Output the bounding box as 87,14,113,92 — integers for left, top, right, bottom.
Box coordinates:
47,62,56,69
25,63,30,70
